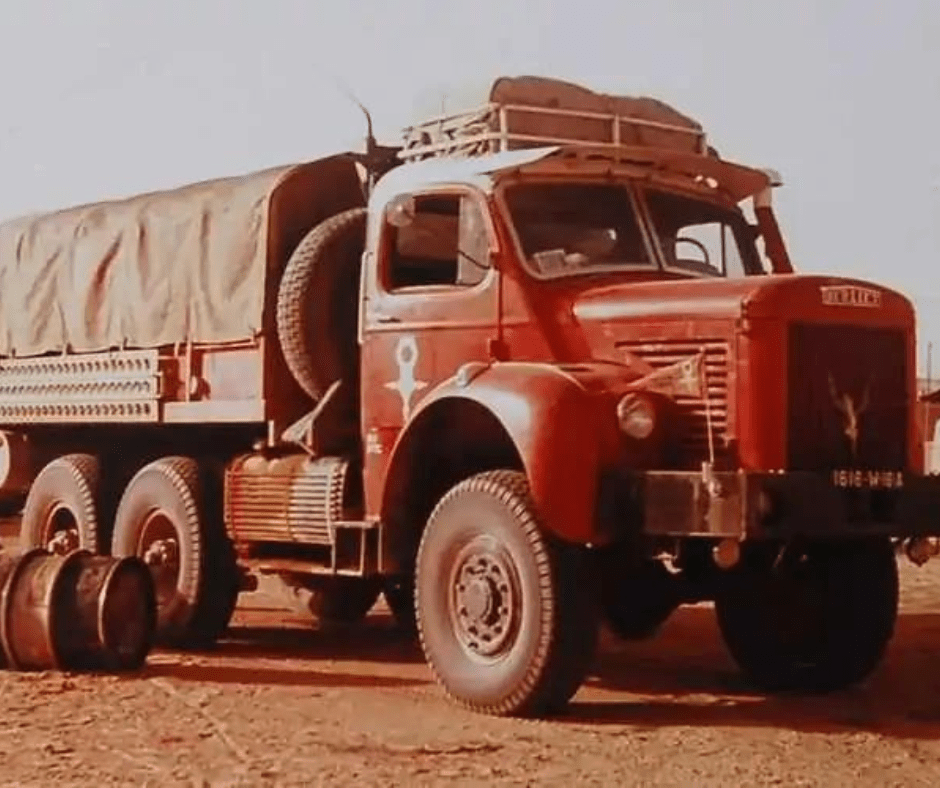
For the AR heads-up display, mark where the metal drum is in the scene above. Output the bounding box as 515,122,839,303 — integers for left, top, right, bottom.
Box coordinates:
0,548,68,670
56,552,156,671
0,549,156,672
0,550,26,668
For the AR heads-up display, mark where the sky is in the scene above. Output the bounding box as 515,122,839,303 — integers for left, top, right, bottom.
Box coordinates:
2,0,939,373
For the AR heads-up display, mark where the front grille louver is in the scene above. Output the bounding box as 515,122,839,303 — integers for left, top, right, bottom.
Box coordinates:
617,339,730,468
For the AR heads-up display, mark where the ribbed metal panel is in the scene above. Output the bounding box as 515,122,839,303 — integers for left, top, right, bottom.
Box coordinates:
618,339,730,467
0,349,161,424
224,454,348,546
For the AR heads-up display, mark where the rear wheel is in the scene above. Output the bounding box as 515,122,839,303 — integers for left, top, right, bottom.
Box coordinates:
20,454,101,554
415,470,598,717
111,457,239,648
715,538,898,693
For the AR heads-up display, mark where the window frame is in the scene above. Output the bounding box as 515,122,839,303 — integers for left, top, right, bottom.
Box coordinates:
377,184,498,297
635,183,765,279
494,176,661,282
494,174,765,282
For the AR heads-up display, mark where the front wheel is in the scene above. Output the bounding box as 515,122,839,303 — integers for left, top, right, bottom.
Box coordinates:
715,538,898,693
415,470,598,717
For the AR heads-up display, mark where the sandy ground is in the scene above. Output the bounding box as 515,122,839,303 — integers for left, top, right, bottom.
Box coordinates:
2,538,940,787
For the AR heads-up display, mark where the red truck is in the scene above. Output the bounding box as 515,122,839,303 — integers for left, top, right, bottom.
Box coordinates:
0,75,937,716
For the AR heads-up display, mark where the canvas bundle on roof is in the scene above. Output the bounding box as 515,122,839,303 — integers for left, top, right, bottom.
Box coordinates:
400,75,708,162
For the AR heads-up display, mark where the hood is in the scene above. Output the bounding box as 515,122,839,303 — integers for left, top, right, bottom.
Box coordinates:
573,273,914,329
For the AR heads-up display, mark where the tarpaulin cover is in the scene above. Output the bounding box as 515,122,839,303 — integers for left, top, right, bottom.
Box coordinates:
0,154,364,357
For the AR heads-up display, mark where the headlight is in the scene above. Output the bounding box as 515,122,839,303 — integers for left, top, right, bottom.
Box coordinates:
616,393,656,440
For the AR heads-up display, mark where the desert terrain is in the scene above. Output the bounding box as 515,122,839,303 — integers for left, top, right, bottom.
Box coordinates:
2,530,940,787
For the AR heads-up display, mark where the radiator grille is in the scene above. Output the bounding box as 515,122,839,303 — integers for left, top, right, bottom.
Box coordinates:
618,339,730,467
787,323,907,471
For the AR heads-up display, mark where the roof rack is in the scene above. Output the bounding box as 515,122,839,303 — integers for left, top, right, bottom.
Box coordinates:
400,101,710,163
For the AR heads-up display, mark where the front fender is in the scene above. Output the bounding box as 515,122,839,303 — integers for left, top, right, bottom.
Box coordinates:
407,362,619,543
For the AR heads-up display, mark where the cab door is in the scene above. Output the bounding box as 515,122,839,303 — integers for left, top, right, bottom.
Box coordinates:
359,186,499,515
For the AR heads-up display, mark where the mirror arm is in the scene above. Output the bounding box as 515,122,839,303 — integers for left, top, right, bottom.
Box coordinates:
753,187,793,274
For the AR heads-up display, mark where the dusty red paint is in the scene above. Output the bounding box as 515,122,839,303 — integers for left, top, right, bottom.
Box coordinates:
359,157,921,544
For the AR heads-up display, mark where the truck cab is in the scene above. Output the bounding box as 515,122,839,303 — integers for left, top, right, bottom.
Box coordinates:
345,80,936,713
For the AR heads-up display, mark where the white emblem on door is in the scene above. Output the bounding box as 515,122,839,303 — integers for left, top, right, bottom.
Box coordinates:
385,335,428,421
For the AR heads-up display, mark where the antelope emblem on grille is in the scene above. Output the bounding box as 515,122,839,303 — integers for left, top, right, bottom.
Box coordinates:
828,373,871,459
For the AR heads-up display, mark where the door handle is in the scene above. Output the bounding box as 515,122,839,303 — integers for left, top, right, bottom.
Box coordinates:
374,313,401,324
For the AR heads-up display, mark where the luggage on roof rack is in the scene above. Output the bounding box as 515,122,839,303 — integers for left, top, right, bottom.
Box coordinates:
400,75,708,162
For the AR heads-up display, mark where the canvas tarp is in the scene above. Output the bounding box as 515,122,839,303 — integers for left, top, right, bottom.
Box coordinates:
0,153,364,357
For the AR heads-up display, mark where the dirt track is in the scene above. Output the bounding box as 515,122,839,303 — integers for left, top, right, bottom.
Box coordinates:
3,559,940,787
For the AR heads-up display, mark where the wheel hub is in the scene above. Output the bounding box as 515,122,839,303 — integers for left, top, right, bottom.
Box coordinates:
45,505,80,555
46,528,79,555
462,577,495,621
143,537,178,569
137,510,182,606
450,544,518,658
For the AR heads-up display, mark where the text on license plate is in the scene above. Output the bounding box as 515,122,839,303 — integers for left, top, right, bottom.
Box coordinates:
831,469,904,489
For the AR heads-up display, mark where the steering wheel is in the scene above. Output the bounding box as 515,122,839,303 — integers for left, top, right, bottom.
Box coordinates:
674,236,712,268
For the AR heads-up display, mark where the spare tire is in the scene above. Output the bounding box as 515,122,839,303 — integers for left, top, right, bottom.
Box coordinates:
276,207,368,405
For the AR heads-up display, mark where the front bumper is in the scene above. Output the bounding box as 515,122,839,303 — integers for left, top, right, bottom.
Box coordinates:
634,469,940,539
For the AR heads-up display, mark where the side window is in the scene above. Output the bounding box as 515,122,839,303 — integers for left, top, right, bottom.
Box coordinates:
386,193,491,291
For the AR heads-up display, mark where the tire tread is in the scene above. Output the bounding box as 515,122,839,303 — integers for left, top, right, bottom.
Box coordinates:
416,470,598,717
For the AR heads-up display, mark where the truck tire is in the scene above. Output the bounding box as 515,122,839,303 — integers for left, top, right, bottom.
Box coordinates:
276,207,367,405
278,573,382,625
111,456,239,648
715,538,898,693
599,556,680,640
415,470,599,717
306,576,382,624
20,454,101,555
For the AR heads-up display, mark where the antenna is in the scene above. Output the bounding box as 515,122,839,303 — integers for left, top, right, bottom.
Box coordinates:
319,71,401,195
323,73,382,193
329,75,377,154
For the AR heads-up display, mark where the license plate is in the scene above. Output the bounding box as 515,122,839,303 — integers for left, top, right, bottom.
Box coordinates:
831,469,904,489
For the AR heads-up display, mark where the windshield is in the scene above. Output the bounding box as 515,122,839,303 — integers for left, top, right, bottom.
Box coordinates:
502,180,761,279
642,187,758,278
502,183,654,277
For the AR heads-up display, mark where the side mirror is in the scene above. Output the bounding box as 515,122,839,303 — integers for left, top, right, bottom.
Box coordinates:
761,167,784,188
386,194,416,228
